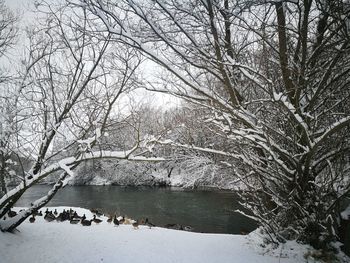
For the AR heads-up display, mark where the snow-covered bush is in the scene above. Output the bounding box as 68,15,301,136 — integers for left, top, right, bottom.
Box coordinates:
83,0,350,253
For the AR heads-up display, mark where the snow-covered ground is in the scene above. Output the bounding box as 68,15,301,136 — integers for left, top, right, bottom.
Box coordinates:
1,207,341,263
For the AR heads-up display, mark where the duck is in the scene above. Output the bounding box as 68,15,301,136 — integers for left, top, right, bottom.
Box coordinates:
118,216,125,224
35,210,43,216
92,215,103,224
145,218,155,229
29,215,35,223
45,208,54,215
56,212,64,222
56,210,69,222
71,211,82,220
44,211,56,222
184,226,193,231
62,210,70,221
96,210,103,217
132,219,139,229
165,223,183,230
81,218,92,226
240,229,249,235
107,215,113,223
70,218,80,224
113,215,119,226
8,209,17,218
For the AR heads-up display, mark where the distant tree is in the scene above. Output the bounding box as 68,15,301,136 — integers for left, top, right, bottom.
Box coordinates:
83,0,350,251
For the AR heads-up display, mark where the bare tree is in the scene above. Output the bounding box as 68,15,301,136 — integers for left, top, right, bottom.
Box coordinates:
0,0,17,59
0,1,161,232
0,0,19,195
83,0,350,250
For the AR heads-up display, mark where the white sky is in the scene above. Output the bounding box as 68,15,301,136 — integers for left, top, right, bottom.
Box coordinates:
5,0,32,10
3,0,181,110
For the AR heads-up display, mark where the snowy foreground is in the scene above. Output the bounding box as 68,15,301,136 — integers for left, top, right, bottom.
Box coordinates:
0,207,346,263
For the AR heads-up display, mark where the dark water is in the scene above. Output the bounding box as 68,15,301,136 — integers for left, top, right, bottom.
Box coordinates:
15,185,256,234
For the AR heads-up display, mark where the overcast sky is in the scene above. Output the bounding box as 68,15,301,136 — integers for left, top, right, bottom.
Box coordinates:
5,0,35,22
5,0,31,10
3,0,180,110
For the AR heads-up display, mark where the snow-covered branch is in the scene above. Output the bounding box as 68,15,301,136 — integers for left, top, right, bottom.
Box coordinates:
0,147,164,212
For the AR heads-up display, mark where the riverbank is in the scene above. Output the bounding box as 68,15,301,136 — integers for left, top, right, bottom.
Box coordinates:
1,207,346,263
14,185,256,235
40,159,242,190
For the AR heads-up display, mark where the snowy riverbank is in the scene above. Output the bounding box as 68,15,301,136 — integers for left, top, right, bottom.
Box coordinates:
1,207,345,263
40,159,243,190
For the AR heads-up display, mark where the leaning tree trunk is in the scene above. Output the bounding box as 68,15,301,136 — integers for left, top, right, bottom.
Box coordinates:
1,171,68,232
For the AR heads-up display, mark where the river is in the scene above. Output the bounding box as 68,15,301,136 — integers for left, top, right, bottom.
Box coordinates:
15,185,256,234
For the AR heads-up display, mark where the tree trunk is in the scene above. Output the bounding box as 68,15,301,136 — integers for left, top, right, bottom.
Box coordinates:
1,173,67,232
339,218,350,256
0,156,7,196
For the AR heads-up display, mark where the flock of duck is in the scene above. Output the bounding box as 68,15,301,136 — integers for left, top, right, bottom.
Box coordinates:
7,208,153,229
6,208,192,231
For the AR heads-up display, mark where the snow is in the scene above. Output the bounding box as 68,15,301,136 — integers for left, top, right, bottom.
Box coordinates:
0,207,317,263
341,204,350,220
58,160,75,187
